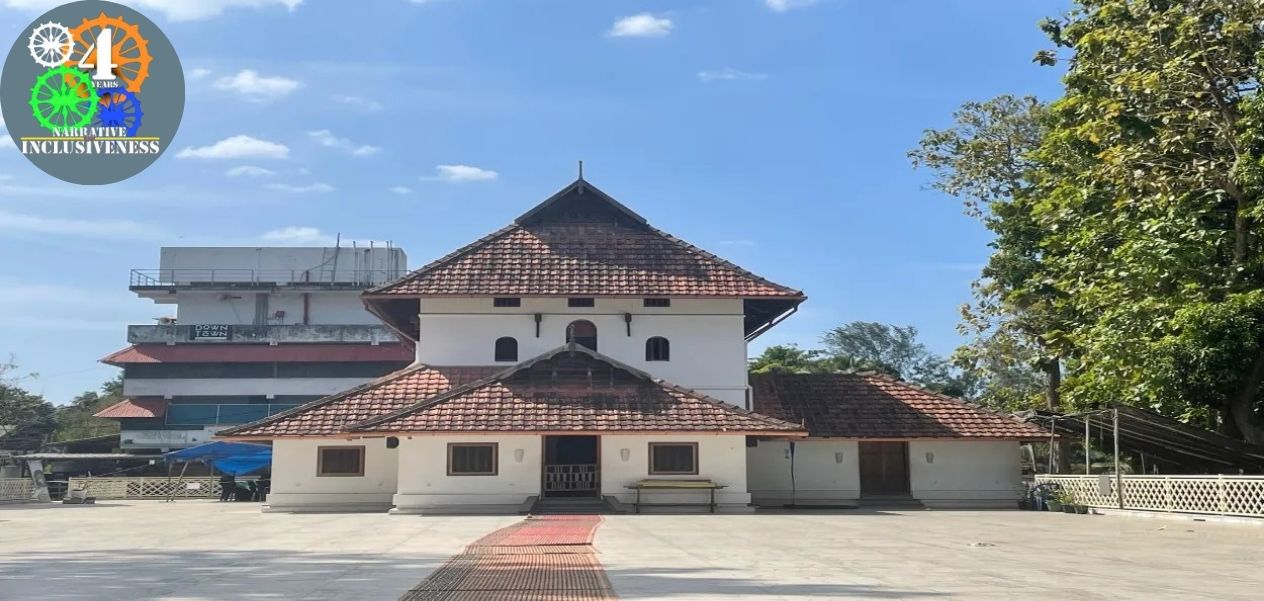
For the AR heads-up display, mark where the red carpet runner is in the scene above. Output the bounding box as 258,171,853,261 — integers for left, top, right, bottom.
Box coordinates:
399,515,617,600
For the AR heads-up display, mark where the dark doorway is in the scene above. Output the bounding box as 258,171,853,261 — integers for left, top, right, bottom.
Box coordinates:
542,435,599,497
859,441,910,496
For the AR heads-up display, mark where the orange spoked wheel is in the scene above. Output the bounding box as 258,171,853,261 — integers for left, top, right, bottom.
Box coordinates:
68,13,152,92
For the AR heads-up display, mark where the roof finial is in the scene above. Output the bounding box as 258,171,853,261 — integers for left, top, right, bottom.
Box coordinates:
578,160,584,181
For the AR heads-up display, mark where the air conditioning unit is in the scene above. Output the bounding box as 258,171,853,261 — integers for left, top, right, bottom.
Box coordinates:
156,316,177,325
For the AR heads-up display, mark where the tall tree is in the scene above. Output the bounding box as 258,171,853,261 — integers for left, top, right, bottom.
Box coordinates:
910,95,1070,410
819,321,974,396
53,376,123,442
749,344,892,375
0,358,55,450
1033,0,1264,441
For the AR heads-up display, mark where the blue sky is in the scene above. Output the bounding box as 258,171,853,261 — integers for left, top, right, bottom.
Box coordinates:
0,0,1070,403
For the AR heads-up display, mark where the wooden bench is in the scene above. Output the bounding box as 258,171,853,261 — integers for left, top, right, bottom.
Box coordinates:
625,479,727,513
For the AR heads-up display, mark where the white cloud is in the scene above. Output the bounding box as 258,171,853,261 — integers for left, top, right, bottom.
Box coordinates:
331,95,383,112
698,68,768,82
427,164,499,183
2,0,303,21
608,13,673,38
265,182,335,193
226,165,276,177
307,130,380,157
260,226,334,245
0,210,165,241
389,186,414,194
188,68,212,80
213,69,301,101
177,135,290,160
765,0,818,12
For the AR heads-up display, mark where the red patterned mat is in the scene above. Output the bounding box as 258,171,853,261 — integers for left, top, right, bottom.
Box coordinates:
400,516,616,601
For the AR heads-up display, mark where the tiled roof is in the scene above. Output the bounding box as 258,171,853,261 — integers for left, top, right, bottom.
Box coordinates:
101,344,413,365
217,364,499,437
94,398,167,419
366,181,803,299
352,346,805,434
750,373,1049,440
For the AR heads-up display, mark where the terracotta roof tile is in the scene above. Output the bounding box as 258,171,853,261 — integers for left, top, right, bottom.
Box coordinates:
352,346,805,434
750,373,1049,440
93,398,167,419
368,223,802,298
217,364,499,437
365,181,802,299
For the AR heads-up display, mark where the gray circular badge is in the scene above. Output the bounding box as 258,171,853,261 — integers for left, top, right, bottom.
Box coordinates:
1,0,184,185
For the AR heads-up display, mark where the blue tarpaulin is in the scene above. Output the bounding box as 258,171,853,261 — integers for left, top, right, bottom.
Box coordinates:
164,441,272,476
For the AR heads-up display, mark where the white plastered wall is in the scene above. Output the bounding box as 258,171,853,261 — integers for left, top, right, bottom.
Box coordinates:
392,435,542,513
746,439,860,506
266,438,398,511
908,440,1022,508
600,434,751,508
414,298,750,406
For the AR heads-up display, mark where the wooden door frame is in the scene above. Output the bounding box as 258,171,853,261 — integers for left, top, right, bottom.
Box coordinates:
858,440,910,496
539,434,602,498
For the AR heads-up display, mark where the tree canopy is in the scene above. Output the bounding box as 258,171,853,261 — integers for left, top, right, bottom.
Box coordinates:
914,0,1264,441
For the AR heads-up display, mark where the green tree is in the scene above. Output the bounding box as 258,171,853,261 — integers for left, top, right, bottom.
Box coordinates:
0,358,55,450
53,376,122,442
749,344,890,375
1030,0,1264,441
819,321,976,397
910,95,1070,410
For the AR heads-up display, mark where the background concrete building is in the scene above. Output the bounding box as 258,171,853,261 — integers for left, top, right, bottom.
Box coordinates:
94,246,412,451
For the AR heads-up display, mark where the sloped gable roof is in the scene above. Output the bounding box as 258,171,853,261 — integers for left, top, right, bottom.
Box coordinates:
750,373,1049,440
217,364,500,437
350,345,806,434
94,398,167,419
364,180,803,299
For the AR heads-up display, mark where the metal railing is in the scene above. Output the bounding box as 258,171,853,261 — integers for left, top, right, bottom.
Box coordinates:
166,404,300,426
1036,474,1264,518
130,268,402,288
544,464,599,493
0,478,36,502
127,324,399,344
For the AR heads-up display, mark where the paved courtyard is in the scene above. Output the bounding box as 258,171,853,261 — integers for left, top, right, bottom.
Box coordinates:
1,501,1262,600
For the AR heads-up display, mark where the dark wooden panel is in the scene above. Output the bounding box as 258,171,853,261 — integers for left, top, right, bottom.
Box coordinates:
859,441,910,495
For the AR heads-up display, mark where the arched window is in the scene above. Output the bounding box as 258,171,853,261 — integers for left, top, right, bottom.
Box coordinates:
494,337,518,362
645,337,670,361
566,320,598,352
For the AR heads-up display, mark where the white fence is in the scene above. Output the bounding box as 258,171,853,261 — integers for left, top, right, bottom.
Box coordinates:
1036,475,1264,518
67,476,222,499
0,478,36,503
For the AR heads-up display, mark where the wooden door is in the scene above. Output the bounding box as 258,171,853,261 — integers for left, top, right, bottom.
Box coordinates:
859,441,910,496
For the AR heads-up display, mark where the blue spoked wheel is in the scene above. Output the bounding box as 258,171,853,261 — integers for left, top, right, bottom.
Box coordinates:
93,88,143,136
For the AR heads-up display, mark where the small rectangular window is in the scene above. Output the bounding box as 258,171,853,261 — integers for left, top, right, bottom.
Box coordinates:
448,443,498,476
317,446,364,477
493,297,521,307
567,297,595,308
643,298,671,307
649,442,698,475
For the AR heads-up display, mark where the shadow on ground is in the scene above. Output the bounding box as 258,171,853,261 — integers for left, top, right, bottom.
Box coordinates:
603,565,946,599
2,549,946,600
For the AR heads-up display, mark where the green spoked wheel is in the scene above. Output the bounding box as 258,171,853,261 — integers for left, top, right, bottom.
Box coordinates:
29,65,99,131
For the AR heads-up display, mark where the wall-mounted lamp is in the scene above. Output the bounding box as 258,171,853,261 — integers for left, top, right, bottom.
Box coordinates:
925,452,935,464
624,312,632,336
620,448,630,462
534,313,542,338
834,451,845,464
514,449,525,463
